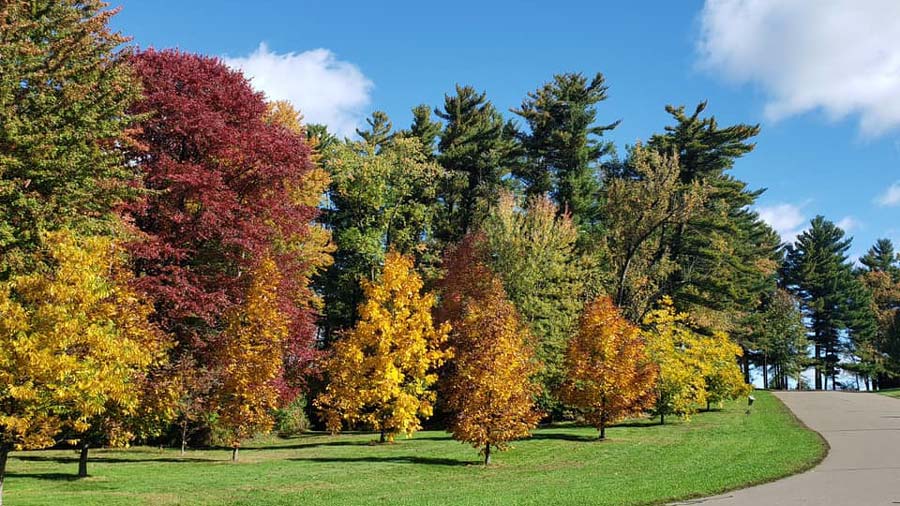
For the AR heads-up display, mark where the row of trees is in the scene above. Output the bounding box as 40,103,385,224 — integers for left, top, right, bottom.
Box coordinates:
1,1,898,501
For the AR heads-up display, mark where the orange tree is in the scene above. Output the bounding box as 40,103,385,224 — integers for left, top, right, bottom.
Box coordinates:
560,296,657,440
439,235,542,464
315,252,450,443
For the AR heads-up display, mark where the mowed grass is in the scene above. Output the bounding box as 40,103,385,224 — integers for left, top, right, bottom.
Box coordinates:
6,391,824,506
878,387,900,399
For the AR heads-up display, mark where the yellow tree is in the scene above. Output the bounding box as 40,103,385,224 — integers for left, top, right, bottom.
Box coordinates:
315,251,450,443
560,297,657,440
642,297,708,424
213,257,289,460
440,237,542,464
0,231,168,489
696,331,751,410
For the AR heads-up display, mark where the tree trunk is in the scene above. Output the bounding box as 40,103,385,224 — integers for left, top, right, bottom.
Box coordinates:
0,443,10,506
660,412,665,425
181,422,188,456
599,422,606,441
231,446,238,462
78,441,89,478
741,348,751,384
763,354,769,389
483,443,491,465
814,344,822,390
379,428,386,444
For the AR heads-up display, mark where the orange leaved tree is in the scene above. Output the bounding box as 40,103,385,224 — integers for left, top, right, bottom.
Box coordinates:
439,235,542,465
560,296,657,440
315,251,450,443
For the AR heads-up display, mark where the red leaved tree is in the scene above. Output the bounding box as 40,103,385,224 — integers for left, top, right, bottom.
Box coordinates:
125,50,323,426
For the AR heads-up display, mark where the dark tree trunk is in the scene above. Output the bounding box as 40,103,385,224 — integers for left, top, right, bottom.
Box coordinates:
379,428,386,444
0,442,10,506
599,422,606,441
78,441,89,478
231,446,238,461
814,344,822,390
660,412,665,425
741,349,751,384
484,443,491,465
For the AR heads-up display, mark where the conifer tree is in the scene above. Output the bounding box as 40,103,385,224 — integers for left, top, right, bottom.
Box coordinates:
512,72,619,236
434,85,520,242
782,216,862,389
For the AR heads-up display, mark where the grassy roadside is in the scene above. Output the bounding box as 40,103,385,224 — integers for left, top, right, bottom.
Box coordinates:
878,387,900,399
5,390,825,506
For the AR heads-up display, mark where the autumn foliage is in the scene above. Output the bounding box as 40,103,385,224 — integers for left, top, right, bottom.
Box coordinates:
561,297,657,439
315,252,450,442
0,231,168,464
439,236,542,464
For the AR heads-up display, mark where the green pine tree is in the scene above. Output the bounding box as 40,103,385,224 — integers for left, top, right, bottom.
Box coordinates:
434,85,520,242
511,72,619,237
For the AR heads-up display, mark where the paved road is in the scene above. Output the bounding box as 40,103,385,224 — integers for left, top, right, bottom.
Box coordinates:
670,391,900,506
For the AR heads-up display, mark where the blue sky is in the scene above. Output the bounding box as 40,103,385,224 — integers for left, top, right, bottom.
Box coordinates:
110,0,899,260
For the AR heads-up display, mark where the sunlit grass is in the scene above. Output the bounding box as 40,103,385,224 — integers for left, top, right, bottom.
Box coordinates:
5,391,824,506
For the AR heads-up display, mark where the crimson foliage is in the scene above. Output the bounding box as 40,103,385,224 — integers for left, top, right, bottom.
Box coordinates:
126,49,320,397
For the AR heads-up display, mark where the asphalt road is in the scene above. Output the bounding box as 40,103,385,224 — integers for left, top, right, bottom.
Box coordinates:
669,391,900,506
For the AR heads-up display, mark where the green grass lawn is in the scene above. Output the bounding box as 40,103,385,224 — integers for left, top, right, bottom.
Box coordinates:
5,391,824,506
878,387,900,399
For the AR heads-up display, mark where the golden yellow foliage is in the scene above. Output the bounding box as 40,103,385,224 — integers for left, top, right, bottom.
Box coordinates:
643,297,750,422
0,231,168,451
440,241,542,464
642,297,709,423
315,252,450,442
560,297,657,439
213,257,288,452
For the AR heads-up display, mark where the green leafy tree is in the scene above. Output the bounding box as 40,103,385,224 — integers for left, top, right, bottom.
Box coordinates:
320,134,448,337
855,239,900,389
749,289,810,390
434,85,520,242
0,0,140,276
512,72,618,237
602,144,705,322
479,192,596,415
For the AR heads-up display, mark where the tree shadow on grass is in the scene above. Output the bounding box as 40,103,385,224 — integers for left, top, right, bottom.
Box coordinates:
14,455,212,464
529,432,599,442
289,455,473,467
7,472,82,481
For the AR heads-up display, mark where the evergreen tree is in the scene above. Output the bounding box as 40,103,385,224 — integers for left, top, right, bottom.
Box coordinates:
405,104,442,158
860,238,900,279
781,216,861,390
512,72,618,236
0,0,140,275
356,111,394,152
434,85,520,242
648,102,779,359
748,289,809,390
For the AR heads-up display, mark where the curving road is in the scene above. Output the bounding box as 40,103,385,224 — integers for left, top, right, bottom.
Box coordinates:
670,391,900,506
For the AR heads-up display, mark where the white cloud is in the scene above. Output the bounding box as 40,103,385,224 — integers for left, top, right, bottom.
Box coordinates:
876,181,900,206
697,0,900,136
223,43,373,138
756,203,806,243
836,216,860,232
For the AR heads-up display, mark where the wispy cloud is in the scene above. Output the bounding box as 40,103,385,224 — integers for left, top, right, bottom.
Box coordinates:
756,203,807,243
697,0,900,136
876,181,900,206
223,43,373,138
837,216,861,232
